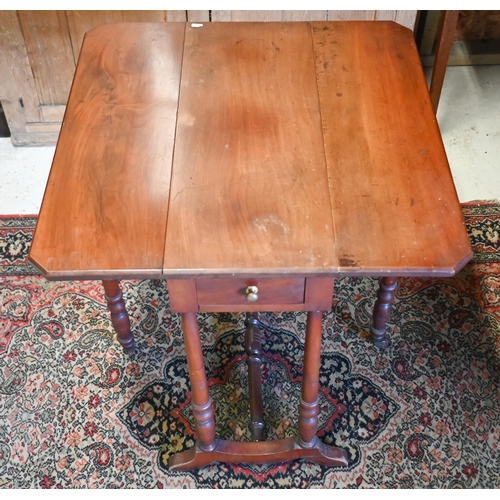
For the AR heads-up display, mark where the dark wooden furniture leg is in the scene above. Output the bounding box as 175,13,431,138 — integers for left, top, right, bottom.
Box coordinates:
370,277,398,349
102,280,136,354
169,310,348,471
245,312,265,441
429,10,459,113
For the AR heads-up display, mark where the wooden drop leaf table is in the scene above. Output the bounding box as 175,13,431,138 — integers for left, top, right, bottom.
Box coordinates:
29,21,472,471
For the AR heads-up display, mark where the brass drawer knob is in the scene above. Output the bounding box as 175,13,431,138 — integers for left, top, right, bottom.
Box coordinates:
245,285,259,302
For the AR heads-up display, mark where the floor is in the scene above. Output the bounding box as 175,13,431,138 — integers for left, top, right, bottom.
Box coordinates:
0,64,499,215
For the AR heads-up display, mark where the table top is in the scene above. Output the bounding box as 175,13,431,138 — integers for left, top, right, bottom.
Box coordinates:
29,21,472,280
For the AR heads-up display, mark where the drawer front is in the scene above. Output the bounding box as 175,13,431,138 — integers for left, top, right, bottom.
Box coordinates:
196,278,305,307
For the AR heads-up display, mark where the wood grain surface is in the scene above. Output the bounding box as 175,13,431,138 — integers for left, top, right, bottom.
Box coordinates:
30,21,472,280
312,21,472,275
29,23,185,278
163,22,336,276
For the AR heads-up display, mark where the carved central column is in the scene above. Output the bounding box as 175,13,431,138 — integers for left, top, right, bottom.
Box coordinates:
244,312,265,441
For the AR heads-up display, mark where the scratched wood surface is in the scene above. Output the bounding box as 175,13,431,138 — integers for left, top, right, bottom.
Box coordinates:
29,23,185,278
30,21,472,279
163,22,336,276
312,21,472,275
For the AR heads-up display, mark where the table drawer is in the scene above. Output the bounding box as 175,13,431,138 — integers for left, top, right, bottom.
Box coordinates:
167,277,333,313
196,278,305,307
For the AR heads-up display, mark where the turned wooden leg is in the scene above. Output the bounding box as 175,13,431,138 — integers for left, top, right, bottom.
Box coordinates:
180,312,216,452
370,277,398,349
102,280,136,354
244,312,265,441
298,310,322,448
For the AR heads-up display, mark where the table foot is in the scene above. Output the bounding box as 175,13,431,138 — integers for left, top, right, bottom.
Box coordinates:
102,280,136,355
370,277,398,349
168,437,348,471
370,326,391,349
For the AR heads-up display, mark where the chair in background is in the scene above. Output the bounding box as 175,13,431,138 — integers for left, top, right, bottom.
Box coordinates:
429,10,459,113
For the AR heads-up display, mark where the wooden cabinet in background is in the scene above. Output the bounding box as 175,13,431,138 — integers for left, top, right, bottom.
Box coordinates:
0,10,417,146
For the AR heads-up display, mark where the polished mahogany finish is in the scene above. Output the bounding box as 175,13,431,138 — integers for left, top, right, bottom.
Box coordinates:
29,21,472,280
29,23,185,280
28,21,473,471
163,22,334,276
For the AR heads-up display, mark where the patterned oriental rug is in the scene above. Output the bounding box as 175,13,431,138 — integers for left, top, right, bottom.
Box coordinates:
0,202,499,488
